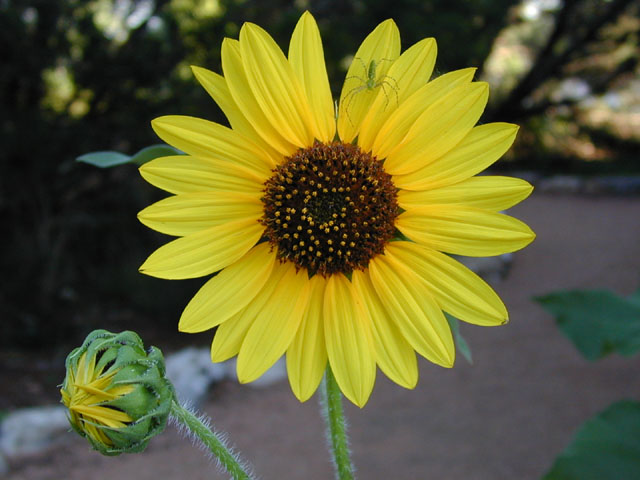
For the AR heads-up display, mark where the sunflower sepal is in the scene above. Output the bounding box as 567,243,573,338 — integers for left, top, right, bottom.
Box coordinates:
60,329,174,456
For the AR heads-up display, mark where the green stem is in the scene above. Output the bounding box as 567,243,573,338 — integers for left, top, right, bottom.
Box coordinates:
322,366,355,480
170,399,252,480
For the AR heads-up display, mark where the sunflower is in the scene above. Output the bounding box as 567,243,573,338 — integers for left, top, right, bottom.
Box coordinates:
137,12,535,407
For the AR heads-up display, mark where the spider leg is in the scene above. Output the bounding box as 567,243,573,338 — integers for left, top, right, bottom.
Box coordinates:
353,57,368,74
376,58,395,66
381,74,400,92
379,79,400,110
378,82,391,111
342,84,367,126
344,75,367,84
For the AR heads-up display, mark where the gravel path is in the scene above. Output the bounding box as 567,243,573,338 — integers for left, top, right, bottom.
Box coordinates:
6,192,640,480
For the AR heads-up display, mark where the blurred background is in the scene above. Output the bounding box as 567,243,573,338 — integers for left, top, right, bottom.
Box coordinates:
1,0,639,409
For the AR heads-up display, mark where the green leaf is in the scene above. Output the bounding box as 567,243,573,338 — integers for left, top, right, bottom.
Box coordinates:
627,288,640,309
76,151,131,168
128,144,181,166
543,400,640,480
76,144,181,168
445,313,473,364
535,289,640,361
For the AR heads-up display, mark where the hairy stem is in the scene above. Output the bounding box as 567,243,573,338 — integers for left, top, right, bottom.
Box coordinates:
170,399,253,480
321,366,355,480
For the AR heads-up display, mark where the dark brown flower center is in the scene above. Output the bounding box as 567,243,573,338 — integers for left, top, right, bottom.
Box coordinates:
260,141,398,276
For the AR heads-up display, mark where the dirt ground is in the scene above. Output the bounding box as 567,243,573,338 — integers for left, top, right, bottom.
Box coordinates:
5,192,640,480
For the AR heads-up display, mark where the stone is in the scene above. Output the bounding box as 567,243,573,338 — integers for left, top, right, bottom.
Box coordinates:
0,405,71,458
165,347,227,407
165,348,289,406
224,357,288,388
0,453,7,476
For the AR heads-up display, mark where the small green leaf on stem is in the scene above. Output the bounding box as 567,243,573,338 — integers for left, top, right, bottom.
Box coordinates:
76,144,182,168
446,313,473,364
76,151,131,168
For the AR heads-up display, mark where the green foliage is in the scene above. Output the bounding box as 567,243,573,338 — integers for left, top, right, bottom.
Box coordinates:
543,400,640,480
541,286,640,479
77,144,181,168
535,288,640,360
445,314,473,364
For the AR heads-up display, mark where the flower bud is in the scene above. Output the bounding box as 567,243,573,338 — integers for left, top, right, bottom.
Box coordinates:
60,329,173,455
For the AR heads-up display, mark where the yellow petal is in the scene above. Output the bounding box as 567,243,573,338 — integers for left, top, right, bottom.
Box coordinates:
368,253,455,367
210,312,251,363
289,11,336,143
287,275,328,402
210,259,291,362
221,38,298,156
179,243,276,333
396,205,536,257
84,422,113,446
384,242,508,326
371,68,476,159
139,218,263,279
358,38,437,153
104,384,135,398
70,405,132,426
240,23,316,148
237,263,310,383
191,66,283,165
384,82,489,175
324,274,376,407
139,155,264,195
393,122,518,191
352,270,418,389
151,115,273,179
138,191,262,236
398,176,534,211
337,19,401,143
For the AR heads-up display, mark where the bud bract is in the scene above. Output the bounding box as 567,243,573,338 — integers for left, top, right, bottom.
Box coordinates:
60,330,173,455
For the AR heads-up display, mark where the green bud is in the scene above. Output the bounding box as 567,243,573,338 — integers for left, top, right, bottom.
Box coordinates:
60,329,174,455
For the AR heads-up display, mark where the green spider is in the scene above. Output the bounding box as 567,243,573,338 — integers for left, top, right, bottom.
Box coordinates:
341,58,400,126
